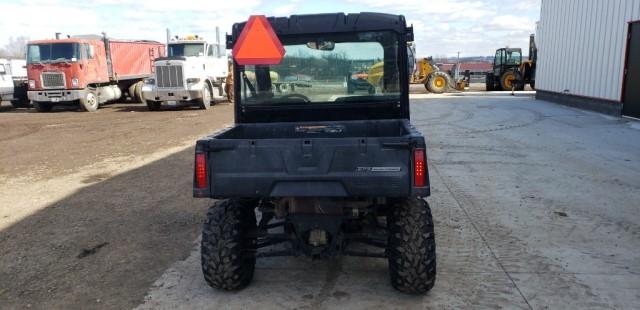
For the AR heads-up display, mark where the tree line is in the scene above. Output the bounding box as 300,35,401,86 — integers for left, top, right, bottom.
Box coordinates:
0,37,29,59
277,54,381,80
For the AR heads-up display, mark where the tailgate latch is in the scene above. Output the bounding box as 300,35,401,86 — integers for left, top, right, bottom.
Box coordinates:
302,140,312,157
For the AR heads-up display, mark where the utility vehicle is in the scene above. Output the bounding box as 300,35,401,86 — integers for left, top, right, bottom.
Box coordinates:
194,12,436,294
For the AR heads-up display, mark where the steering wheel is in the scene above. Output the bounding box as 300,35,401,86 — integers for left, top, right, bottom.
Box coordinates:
280,93,311,102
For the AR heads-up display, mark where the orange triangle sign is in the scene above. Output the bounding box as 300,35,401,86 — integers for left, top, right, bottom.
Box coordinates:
232,15,286,65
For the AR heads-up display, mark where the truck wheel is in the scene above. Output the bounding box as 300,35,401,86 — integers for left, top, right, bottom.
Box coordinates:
426,71,448,94
197,85,212,110
134,81,145,103
10,99,29,108
485,73,495,91
80,92,99,112
500,71,520,91
146,100,161,111
128,83,138,102
388,198,436,294
32,101,53,112
201,199,257,291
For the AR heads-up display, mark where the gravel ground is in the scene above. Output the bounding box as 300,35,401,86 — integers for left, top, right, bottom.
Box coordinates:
1,94,639,309
0,101,233,309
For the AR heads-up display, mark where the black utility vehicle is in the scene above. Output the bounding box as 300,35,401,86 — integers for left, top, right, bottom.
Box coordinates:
193,12,436,294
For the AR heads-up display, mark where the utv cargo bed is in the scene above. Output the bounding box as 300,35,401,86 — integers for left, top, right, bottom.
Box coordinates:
194,119,428,198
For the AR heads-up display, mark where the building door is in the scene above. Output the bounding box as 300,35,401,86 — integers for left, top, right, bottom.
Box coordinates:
622,21,640,118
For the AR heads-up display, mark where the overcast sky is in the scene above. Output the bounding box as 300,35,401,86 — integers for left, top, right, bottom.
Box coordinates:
0,0,540,57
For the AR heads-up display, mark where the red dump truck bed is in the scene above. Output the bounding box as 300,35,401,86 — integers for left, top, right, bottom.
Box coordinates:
109,40,164,79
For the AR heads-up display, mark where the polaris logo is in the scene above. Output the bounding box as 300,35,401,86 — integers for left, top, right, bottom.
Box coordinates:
356,167,401,172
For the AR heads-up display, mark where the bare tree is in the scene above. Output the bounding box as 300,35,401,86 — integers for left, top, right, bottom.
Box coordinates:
0,36,29,59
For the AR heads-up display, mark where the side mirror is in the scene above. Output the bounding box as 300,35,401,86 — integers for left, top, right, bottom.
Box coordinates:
0,65,5,74
89,45,95,58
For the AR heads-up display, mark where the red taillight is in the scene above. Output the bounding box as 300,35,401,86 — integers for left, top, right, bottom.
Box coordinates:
413,148,426,187
195,152,207,189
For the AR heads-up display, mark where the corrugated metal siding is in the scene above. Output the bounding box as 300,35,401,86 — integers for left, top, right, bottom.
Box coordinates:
537,0,640,101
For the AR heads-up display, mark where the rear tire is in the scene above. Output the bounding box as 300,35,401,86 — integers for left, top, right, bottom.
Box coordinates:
485,73,495,91
10,99,30,108
388,198,436,294
201,199,257,291
426,71,448,94
33,101,53,112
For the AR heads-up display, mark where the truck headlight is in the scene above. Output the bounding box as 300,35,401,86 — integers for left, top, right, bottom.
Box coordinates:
72,78,79,88
186,78,200,84
144,78,155,85
28,80,36,89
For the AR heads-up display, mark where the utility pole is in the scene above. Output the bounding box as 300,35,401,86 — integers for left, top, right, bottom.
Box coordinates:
456,51,461,80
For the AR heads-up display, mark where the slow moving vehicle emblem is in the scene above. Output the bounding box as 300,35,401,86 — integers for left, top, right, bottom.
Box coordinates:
232,15,286,65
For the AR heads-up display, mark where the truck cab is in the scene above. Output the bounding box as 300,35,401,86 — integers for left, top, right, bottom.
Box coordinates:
27,38,109,110
194,13,436,295
142,35,228,111
0,60,14,103
0,59,28,107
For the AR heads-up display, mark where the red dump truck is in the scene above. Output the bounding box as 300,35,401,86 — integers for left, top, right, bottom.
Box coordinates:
27,34,165,112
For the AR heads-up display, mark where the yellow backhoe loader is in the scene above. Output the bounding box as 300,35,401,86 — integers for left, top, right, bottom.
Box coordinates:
410,57,456,93
407,43,459,93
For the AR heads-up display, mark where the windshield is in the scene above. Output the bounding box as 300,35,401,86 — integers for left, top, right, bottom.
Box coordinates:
239,31,400,106
27,43,80,64
506,50,522,65
169,43,205,57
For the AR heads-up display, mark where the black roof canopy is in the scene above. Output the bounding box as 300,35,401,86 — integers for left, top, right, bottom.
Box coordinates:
228,12,413,123
227,12,411,48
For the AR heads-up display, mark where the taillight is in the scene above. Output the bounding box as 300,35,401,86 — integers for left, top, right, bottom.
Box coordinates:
195,152,207,189
413,148,426,187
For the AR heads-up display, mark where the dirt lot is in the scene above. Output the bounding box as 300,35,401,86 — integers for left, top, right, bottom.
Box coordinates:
1,95,639,309
0,101,233,309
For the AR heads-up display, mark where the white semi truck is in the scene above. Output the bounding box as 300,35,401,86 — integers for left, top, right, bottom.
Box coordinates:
142,35,228,111
0,59,28,107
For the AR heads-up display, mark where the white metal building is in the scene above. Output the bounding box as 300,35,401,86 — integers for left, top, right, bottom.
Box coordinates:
536,0,640,118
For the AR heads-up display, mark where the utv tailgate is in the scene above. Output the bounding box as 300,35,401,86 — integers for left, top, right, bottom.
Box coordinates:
194,119,429,198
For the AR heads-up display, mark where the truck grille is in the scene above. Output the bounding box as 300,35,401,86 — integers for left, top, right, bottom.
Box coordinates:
41,72,65,89
156,65,184,88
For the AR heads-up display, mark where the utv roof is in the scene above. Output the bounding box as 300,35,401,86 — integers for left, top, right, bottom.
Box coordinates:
227,12,411,48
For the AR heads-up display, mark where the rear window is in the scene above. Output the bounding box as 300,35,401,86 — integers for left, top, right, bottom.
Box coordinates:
239,31,400,107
